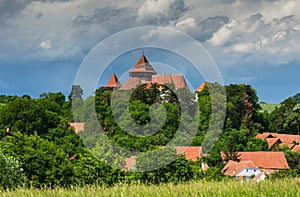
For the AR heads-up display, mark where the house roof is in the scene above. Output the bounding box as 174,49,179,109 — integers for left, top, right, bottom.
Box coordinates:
69,122,85,134
174,146,202,161
266,137,282,148
125,156,136,171
152,74,188,89
104,73,122,88
195,82,207,93
124,146,202,170
222,160,258,176
221,152,289,170
253,172,265,182
256,133,300,144
292,145,300,152
129,53,157,75
118,78,141,90
256,133,274,140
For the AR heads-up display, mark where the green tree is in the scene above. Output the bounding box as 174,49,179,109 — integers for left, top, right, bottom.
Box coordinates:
0,150,26,190
269,98,297,133
68,85,83,101
0,132,73,187
0,98,59,135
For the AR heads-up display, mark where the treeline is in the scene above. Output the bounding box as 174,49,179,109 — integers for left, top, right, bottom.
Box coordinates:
0,83,299,190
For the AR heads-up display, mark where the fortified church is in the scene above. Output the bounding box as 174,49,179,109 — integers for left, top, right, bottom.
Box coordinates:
104,53,191,91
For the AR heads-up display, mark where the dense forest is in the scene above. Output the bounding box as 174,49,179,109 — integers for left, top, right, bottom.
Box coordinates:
0,83,299,190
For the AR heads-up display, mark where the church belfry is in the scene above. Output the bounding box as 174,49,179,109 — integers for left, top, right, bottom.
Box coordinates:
129,53,157,82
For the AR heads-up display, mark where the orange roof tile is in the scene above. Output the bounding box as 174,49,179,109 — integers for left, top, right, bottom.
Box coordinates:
152,74,188,89
125,156,136,171
222,160,258,176
118,78,141,90
129,53,157,75
104,73,122,88
271,133,300,144
175,146,202,161
256,133,274,140
195,82,207,93
222,152,289,170
292,145,300,152
69,122,85,134
266,137,282,148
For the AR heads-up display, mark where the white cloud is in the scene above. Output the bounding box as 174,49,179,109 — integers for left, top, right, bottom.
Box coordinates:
0,0,300,70
137,0,187,25
38,40,51,50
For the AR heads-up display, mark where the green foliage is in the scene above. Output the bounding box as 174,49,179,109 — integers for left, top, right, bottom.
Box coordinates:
268,97,300,134
0,95,19,104
225,84,260,130
284,150,300,169
268,169,300,179
135,154,196,184
0,98,60,135
0,132,72,187
0,150,26,190
292,92,300,104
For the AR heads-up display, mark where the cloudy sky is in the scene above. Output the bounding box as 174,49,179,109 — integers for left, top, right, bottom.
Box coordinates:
0,0,300,103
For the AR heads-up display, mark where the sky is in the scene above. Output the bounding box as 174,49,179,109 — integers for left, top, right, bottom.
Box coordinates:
0,0,300,103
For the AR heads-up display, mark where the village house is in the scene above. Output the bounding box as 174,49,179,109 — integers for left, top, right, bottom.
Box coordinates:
69,122,85,134
256,133,300,151
221,151,290,181
222,160,262,181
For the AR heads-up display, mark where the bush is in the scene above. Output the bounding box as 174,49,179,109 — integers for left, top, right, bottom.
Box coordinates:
0,150,26,190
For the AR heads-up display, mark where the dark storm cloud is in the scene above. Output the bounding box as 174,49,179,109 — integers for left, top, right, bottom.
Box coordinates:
0,0,72,17
197,16,229,41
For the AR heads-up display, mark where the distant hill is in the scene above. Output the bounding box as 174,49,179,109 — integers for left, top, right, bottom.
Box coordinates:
259,92,300,113
292,93,300,104
259,102,280,113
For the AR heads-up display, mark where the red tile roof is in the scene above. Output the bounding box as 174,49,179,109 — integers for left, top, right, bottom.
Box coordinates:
152,74,188,89
175,146,202,161
195,82,207,93
124,146,202,170
129,54,157,75
266,137,282,148
256,133,274,140
69,122,85,134
125,156,136,171
222,160,258,176
221,152,289,170
118,78,142,90
256,133,300,144
104,73,122,88
292,145,300,152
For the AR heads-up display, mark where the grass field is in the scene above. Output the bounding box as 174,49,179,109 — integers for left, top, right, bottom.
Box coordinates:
2,179,300,197
260,102,300,113
259,103,280,113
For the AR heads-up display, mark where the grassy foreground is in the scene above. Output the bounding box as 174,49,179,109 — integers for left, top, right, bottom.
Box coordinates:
2,179,300,197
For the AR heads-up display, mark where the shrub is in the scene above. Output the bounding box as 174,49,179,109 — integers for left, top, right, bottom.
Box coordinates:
0,150,26,190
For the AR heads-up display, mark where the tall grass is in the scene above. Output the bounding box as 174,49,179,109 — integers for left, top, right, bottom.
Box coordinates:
2,179,300,197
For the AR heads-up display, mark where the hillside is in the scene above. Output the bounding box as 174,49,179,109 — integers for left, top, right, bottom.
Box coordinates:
259,102,280,113
292,93,300,104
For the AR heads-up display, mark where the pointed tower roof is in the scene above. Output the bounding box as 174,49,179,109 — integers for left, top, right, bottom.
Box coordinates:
195,82,207,93
129,53,157,75
104,73,122,88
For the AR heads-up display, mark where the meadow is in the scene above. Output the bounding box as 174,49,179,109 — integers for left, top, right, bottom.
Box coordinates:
2,179,300,197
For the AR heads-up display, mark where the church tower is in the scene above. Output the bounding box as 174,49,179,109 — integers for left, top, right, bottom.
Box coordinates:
129,53,157,82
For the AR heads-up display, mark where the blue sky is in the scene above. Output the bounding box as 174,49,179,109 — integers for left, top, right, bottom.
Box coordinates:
0,0,300,103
